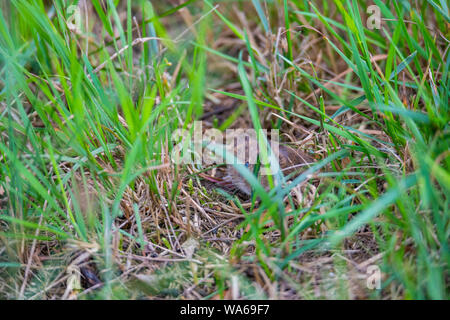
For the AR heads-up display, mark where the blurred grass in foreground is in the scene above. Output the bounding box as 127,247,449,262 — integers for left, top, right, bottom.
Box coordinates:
0,0,448,299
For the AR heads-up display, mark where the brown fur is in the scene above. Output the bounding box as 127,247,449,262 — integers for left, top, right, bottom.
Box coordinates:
223,137,314,196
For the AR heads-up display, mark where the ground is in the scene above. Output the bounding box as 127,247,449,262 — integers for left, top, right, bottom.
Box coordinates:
0,0,448,300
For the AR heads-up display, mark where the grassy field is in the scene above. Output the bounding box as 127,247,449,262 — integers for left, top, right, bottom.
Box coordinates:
0,0,448,300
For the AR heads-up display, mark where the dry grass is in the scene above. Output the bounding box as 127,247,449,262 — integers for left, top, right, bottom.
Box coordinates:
0,0,448,300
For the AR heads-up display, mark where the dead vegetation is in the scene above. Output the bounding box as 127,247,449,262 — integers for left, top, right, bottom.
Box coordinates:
0,0,448,300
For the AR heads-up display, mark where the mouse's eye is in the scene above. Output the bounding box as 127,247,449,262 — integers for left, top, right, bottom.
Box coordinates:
245,161,249,167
